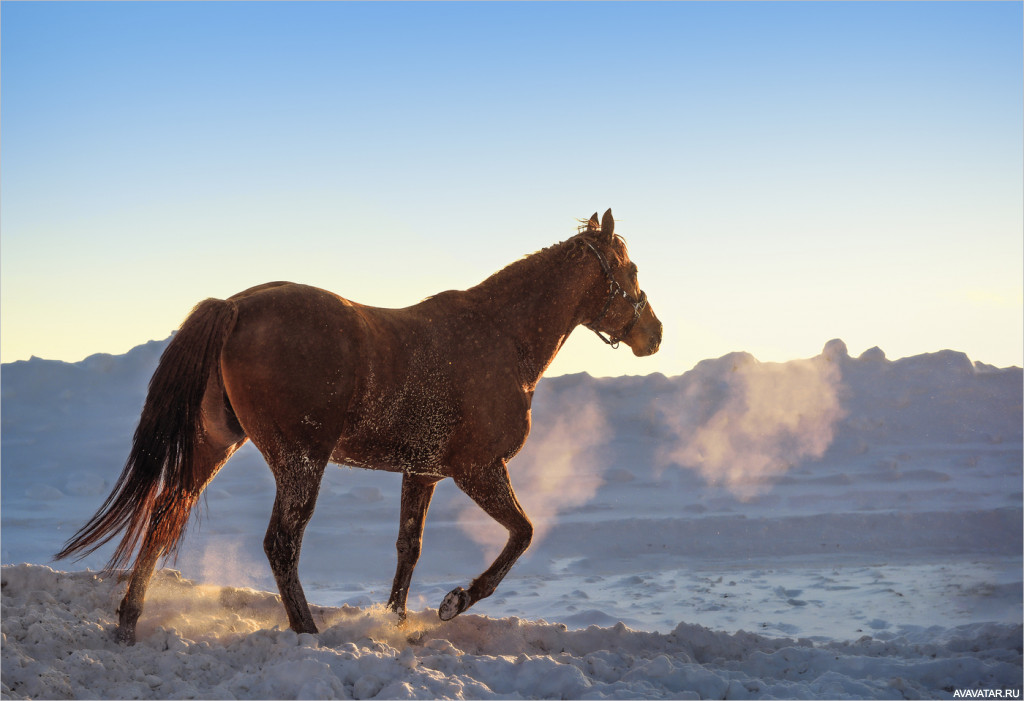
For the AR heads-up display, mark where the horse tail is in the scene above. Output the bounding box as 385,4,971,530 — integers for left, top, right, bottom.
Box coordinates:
54,297,239,572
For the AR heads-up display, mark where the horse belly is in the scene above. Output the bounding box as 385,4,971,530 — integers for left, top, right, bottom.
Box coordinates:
330,431,450,477
329,385,460,477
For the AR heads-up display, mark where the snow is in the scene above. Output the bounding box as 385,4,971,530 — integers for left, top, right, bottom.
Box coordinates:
2,338,1021,699
3,566,1021,700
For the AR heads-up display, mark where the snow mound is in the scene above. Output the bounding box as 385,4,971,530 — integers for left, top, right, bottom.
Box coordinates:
3,339,1021,697
2,564,1021,700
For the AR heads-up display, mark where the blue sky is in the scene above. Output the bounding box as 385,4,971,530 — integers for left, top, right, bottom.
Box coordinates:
3,1,1021,376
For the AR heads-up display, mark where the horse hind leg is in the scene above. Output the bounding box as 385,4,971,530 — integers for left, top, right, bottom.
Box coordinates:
115,528,165,645
262,451,328,634
439,460,533,621
115,437,243,643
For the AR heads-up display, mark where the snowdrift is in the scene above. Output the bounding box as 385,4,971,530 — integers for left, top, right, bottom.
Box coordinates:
3,564,1020,699
2,337,1022,698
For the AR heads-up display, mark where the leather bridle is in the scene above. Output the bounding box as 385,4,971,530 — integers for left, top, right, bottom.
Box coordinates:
583,240,648,349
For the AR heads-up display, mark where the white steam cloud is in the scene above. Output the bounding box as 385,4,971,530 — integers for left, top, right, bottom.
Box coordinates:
457,347,848,557
657,352,846,499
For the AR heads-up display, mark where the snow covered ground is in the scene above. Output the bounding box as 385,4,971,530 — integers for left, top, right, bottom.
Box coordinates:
2,337,1021,698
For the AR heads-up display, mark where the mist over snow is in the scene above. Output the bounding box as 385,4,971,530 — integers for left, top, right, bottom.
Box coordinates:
2,337,1021,699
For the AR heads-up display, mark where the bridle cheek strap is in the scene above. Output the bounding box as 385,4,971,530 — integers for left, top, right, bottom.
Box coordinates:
582,241,648,350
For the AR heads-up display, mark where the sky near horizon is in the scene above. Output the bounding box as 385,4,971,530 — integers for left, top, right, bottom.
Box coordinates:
2,1,1022,377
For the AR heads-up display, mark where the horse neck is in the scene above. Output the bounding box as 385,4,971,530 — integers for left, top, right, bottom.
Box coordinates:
469,242,597,390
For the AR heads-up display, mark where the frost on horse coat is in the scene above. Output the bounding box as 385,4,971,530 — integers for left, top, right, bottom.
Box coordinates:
55,209,663,644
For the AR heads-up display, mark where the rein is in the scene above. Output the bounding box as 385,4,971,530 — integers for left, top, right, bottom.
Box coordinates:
583,240,648,349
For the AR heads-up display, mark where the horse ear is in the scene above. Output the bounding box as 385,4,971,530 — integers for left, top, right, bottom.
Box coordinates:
601,209,615,239
586,212,600,232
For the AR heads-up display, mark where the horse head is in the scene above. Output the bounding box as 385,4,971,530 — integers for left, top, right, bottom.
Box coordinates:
579,209,663,357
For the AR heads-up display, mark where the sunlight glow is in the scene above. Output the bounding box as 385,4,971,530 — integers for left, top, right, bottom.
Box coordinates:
2,2,1021,372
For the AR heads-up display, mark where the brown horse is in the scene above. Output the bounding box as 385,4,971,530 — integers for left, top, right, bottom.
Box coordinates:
55,209,662,644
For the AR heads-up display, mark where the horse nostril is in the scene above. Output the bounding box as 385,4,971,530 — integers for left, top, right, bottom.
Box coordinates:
649,323,663,354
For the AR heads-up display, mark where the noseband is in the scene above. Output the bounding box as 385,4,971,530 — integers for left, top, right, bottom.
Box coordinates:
583,240,648,349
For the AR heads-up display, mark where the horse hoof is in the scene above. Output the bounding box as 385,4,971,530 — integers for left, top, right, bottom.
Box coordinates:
438,587,471,621
114,626,136,645
393,610,409,628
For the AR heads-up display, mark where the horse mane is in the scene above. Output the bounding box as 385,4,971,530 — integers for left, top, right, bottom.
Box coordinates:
469,223,630,296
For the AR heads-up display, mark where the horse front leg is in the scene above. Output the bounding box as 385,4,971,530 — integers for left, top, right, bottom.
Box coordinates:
439,460,533,621
386,473,438,623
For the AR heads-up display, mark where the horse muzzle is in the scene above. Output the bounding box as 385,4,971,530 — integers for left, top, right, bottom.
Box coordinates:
626,309,663,357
